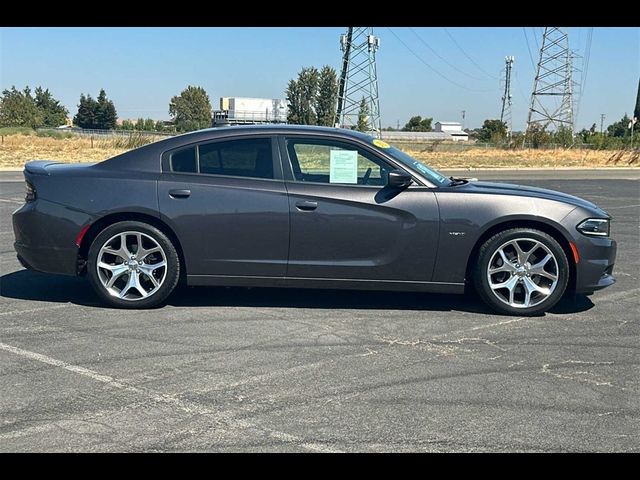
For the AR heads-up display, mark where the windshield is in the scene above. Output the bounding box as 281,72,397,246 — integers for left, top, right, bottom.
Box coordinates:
384,146,450,187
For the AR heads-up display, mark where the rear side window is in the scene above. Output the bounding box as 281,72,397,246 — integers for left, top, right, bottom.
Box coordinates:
170,147,197,173
169,138,274,180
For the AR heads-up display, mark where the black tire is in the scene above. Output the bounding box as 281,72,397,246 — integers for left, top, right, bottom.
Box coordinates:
87,221,180,308
473,228,569,316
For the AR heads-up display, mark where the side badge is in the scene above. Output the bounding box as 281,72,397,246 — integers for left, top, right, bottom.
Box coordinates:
448,231,466,237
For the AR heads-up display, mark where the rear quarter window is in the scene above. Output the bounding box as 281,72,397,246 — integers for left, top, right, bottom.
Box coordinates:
171,146,197,173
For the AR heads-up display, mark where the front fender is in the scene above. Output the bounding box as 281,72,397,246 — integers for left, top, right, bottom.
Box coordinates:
432,190,576,283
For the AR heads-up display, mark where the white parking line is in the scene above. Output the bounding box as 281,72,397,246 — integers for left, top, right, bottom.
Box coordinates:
0,198,23,205
0,304,71,317
594,287,640,303
0,341,341,453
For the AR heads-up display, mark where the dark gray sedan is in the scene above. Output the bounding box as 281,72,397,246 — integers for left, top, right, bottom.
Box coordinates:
12,125,616,315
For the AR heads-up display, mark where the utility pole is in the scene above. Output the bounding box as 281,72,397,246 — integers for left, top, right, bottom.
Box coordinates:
461,110,466,129
500,56,514,139
335,27,382,137
600,113,606,135
525,28,575,145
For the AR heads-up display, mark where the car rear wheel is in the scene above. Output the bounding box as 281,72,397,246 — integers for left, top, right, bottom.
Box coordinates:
87,221,180,308
473,228,569,316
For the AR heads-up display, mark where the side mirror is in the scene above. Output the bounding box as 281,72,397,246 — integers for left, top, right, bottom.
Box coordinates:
387,170,413,188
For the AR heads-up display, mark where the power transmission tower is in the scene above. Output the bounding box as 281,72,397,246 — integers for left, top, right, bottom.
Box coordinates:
525,27,575,142
335,27,382,137
500,56,514,139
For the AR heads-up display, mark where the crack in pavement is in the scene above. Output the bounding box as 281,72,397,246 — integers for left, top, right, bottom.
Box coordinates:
541,360,616,387
0,341,342,453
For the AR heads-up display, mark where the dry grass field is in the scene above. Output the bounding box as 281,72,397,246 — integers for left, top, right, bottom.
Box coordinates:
0,132,638,169
406,146,639,169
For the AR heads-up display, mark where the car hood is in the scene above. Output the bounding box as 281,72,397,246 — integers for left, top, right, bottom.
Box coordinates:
460,180,603,212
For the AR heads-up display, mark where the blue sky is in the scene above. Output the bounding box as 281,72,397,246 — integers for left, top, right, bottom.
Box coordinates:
1,27,638,130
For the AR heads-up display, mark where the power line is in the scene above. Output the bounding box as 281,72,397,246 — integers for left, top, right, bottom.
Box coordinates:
514,70,529,105
531,27,540,52
386,28,491,93
408,27,487,82
522,28,536,70
580,27,594,100
442,27,499,80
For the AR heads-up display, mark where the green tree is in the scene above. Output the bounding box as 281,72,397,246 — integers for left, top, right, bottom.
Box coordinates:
154,120,165,132
285,78,302,124
134,118,145,131
0,86,42,128
477,119,507,143
356,97,369,132
315,65,338,126
525,123,552,148
120,119,135,131
95,89,117,130
73,94,98,129
34,87,68,127
607,114,632,138
169,85,212,132
286,67,319,125
402,115,432,132
142,118,155,131
552,125,574,147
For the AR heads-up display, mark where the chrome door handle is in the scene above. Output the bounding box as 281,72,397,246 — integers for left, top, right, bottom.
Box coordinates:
169,189,191,198
295,200,318,211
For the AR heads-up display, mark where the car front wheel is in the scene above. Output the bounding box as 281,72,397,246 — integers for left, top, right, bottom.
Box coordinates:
473,228,569,316
87,221,180,308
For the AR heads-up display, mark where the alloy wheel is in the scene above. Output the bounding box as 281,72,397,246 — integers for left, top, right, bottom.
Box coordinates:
96,231,167,301
486,238,559,309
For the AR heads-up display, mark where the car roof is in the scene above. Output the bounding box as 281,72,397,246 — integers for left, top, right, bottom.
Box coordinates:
98,125,379,173
178,124,375,140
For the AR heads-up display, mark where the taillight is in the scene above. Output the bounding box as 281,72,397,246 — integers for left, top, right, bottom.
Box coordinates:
25,181,36,202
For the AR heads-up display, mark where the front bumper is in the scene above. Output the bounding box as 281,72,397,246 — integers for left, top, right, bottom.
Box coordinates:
574,235,617,294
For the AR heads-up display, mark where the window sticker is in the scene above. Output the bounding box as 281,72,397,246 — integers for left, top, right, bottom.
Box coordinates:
329,150,358,184
411,161,446,183
372,139,390,149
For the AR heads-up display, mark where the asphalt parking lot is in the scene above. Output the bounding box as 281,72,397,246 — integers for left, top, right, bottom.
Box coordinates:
0,169,638,452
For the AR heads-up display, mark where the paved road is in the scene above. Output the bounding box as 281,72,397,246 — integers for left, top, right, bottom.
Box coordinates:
0,171,638,452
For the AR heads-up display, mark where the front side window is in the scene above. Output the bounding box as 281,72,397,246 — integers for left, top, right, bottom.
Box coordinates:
286,138,393,186
169,138,274,180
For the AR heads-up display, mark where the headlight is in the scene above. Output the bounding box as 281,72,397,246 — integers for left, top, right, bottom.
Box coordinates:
576,218,610,237
25,181,36,202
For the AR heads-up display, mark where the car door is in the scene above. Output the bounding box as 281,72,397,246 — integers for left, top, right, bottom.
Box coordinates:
279,134,440,283
158,135,289,278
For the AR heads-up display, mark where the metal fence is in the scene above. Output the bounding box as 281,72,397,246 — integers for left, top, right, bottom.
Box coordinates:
37,128,175,138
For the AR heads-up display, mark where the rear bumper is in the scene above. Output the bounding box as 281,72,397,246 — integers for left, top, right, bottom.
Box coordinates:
14,242,77,276
574,236,617,294
12,199,88,276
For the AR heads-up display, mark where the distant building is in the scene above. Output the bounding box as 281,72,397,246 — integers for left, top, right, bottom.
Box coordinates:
213,97,288,127
434,121,469,141
380,131,454,142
